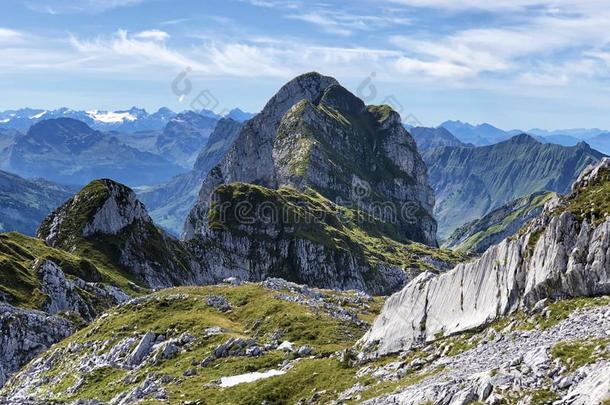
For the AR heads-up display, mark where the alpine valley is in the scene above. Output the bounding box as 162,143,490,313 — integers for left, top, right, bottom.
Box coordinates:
0,72,610,405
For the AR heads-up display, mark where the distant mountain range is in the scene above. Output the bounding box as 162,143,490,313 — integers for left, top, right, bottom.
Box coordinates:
439,120,511,146
0,107,254,133
3,118,185,186
410,126,473,151
0,170,75,235
419,120,610,155
421,133,605,239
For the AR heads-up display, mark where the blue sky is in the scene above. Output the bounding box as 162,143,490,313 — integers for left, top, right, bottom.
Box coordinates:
2,0,610,130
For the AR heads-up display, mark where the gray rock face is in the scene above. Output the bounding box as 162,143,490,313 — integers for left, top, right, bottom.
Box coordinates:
181,72,438,294
82,182,150,237
184,72,340,238
185,72,436,246
361,159,610,355
0,303,74,387
37,259,129,321
188,225,416,295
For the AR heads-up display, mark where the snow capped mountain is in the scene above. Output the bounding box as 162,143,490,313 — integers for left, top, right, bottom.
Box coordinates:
0,107,255,132
0,107,176,132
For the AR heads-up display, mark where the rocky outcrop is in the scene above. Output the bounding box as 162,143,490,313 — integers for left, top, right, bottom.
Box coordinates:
444,191,555,253
185,72,437,246
361,159,610,356
38,179,208,289
36,259,129,321
359,302,610,404
0,303,74,387
187,183,460,295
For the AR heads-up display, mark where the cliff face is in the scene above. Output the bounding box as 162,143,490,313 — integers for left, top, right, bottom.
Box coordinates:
361,158,610,356
188,183,460,295
185,72,436,246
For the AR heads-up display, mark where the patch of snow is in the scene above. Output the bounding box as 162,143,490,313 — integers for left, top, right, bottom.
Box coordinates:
86,110,137,123
0,119,10,123
219,369,285,387
30,111,47,119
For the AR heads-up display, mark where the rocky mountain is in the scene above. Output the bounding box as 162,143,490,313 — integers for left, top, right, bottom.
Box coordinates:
155,111,219,169
0,107,177,133
355,158,610,404
4,118,185,186
138,118,243,234
186,72,437,246
178,72,452,295
37,179,205,290
423,133,605,239
410,126,470,151
0,170,75,235
440,120,510,146
444,190,555,254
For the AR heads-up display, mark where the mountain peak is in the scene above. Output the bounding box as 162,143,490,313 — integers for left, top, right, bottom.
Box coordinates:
508,133,539,144
261,72,338,116
38,179,150,248
319,83,365,115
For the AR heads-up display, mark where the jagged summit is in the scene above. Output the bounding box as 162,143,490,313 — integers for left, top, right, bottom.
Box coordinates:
185,72,437,246
38,179,150,248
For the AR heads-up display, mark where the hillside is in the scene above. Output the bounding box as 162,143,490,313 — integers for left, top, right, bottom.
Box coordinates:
423,134,604,238
0,170,75,235
0,280,388,404
444,191,556,254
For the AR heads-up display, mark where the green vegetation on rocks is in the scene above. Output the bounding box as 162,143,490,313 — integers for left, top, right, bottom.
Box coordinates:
0,232,138,309
208,183,464,271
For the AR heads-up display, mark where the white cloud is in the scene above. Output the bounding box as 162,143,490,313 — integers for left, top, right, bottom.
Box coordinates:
68,30,207,71
287,10,410,36
25,0,145,14
134,30,170,42
0,28,23,43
